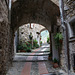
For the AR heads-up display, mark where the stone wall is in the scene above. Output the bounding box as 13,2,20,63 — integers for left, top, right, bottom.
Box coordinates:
69,40,75,72
0,1,14,75
63,0,75,72
64,0,75,21
18,23,45,45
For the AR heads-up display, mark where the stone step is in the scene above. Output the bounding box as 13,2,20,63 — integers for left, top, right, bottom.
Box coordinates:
16,53,50,56
32,51,50,53
13,56,48,62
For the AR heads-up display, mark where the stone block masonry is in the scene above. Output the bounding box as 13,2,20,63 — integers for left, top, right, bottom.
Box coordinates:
63,0,75,73
0,1,14,75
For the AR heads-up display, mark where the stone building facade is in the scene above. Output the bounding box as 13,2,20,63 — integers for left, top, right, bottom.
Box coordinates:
18,23,45,45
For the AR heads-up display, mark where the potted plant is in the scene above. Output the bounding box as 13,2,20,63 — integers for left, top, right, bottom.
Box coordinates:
54,32,63,65
54,32,63,49
53,58,59,68
26,47,31,52
17,44,23,52
40,41,42,46
33,39,38,48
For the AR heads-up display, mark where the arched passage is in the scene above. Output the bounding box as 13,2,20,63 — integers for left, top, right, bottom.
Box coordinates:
1,0,75,74
11,0,60,32
40,28,47,33
11,0,60,62
14,23,50,53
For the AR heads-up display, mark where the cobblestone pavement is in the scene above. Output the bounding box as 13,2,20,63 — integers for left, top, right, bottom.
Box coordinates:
6,57,75,75
6,56,60,75
6,62,26,75
6,44,75,75
30,62,40,75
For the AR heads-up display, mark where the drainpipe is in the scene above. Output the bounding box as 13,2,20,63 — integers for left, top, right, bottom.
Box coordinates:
8,0,11,24
59,0,70,74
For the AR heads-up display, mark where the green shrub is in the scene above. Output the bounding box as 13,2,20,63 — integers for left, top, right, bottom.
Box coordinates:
33,39,39,48
33,39,38,44
23,42,31,52
26,47,31,52
17,44,23,50
53,58,58,63
40,41,42,46
33,39,37,47
36,44,39,48
54,32,63,49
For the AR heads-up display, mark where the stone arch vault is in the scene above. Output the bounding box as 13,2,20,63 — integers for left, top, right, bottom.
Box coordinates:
11,0,60,32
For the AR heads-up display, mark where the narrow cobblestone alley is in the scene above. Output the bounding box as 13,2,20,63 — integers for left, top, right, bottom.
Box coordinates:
0,0,75,75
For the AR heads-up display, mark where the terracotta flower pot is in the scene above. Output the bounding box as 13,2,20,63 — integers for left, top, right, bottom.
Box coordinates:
59,40,62,44
48,57,52,60
53,63,59,68
20,50,26,52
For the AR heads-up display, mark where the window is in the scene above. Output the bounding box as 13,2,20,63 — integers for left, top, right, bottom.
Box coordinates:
21,32,24,34
71,21,75,36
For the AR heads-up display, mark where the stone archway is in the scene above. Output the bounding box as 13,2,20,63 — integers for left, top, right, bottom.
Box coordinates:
0,0,61,74
14,23,48,53
40,28,47,33
11,0,60,61
11,0,60,32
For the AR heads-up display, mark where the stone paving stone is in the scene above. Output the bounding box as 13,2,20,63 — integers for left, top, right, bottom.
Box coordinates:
6,62,25,75
38,62,48,74
21,55,34,75
21,62,32,75
30,62,40,75
45,61,60,75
